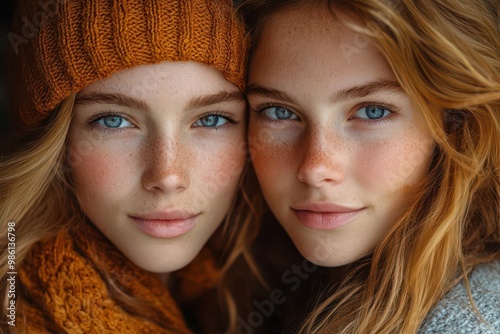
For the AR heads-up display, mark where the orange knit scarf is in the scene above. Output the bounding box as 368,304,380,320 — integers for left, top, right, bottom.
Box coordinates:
17,222,220,333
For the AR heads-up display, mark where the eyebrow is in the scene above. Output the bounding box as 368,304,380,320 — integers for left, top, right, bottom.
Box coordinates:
186,90,246,109
75,92,151,112
330,80,404,103
75,90,245,112
246,80,404,104
246,84,300,105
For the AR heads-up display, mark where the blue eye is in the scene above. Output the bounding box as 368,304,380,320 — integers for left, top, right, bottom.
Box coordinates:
261,107,299,120
96,115,133,128
355,105,392,120
193,114,231,127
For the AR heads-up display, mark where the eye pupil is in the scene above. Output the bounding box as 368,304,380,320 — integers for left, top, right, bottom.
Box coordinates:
104,116,123,127
276,107,292,119
365,106,385,119
201,115,219,127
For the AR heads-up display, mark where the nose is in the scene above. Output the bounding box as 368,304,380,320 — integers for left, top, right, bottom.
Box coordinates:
296,127,346,188
142,135,190,194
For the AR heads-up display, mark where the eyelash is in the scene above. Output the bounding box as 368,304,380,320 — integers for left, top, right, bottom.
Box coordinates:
86,112,134,133
252,101,399,125
195,111,239,130
252,102,299,124
350,101,399,125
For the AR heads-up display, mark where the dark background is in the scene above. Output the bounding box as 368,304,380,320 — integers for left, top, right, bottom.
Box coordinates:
1,0,21,143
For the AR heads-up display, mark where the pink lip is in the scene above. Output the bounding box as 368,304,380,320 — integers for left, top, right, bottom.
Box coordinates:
292,203,364,230
130,210,199,238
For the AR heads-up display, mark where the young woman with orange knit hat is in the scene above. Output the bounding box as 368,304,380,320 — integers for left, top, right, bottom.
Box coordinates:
0,0,248,332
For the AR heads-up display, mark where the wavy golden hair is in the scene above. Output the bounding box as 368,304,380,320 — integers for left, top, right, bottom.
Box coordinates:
0,96,79,330
228,0,500,333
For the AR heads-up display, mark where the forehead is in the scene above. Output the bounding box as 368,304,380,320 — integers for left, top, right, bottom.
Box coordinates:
249,6,394,91
261,5,345,41
79,61,235,99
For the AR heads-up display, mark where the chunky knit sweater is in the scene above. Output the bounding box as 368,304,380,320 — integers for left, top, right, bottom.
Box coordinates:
418,260,500,334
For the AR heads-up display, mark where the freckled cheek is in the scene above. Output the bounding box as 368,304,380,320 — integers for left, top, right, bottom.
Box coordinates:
356,138,434,194
69,145,136,200
248,127,297,191
194,140,246,197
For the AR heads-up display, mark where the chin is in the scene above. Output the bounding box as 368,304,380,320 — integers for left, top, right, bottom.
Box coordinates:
295,242,367,268
124,246,200,274
303,256,352,268
133,257,192,274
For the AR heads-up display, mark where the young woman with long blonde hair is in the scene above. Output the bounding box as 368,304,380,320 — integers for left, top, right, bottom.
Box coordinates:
224,0,500,333
0,0,248,332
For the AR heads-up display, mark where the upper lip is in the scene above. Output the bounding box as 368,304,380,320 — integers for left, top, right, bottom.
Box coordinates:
130,210,200,221
292,202,364,213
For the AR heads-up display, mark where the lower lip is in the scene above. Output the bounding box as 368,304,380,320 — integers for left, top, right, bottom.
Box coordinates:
293,209,362,230
132,216,197,238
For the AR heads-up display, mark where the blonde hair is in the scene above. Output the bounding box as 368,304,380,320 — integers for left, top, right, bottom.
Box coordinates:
228,0,500,333
0,96,80,330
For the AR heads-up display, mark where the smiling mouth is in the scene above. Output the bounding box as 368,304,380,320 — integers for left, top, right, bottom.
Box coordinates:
293,210,363,230
291,203,364,230
130,211,200,238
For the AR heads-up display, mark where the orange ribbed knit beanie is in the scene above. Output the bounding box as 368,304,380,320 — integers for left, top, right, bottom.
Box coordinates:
12,0,248,126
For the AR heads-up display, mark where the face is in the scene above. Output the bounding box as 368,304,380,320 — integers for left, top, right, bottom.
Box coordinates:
67,61,246,274
247,7,435,267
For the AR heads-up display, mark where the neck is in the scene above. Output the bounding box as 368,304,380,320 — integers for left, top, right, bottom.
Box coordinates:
157,272,171,286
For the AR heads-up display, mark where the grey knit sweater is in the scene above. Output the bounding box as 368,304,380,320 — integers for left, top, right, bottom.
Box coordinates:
418,260,500,334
